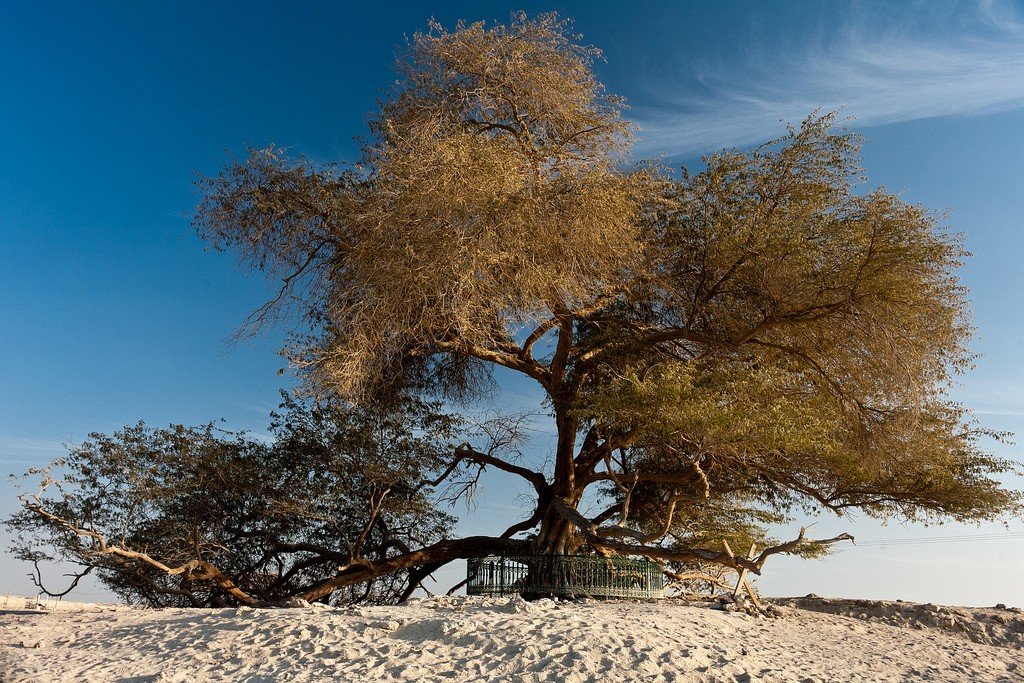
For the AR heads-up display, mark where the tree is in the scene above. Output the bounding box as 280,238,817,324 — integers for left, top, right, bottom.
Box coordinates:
7,395,459,606
192,13,1019,600
17,13,1020,605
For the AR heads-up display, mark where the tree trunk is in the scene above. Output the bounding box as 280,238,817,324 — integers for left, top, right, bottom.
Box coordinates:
532,509,582,555
532,400,582,555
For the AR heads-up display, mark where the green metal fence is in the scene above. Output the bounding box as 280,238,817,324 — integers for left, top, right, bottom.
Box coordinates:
466,555,665,600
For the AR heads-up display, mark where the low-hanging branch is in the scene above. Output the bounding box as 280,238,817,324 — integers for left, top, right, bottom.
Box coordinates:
295,536,530,603
27,559,93,600
20,494,260,606
549,496,854,574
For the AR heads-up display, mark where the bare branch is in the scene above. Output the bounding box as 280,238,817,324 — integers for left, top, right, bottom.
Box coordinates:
28,559,93,600
20,496,258,606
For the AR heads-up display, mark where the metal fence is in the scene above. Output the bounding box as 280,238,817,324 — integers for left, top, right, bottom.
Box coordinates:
466,555,664,600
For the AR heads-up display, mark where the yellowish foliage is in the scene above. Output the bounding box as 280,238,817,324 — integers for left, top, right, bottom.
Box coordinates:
196,13,1019,561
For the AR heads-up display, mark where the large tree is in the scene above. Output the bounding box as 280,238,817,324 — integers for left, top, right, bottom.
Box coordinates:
194,13,1018,599
18,13,1018,605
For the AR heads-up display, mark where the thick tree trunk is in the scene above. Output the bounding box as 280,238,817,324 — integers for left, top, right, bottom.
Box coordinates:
533,506,579,555
532,399,583,555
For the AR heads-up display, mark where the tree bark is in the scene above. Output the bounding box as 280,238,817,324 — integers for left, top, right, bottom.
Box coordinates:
532,395,583,555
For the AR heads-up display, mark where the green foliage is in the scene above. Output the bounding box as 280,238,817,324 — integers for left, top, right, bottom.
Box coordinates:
7,395,458,606
576,115,1020,538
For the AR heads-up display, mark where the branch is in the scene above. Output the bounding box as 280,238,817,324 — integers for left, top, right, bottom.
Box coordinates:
521,316,560,358
574,293,861,374
751,528,855,568
589,503,623,527
266,541,351,565
499,502,546,539
449,443,549,495
235,238,334,339
746,338,849,402
549,497,853,574
585,464,710,488
397,561,448,604
433,338,551,385
521,291,625,362
351,487,391,561
573,428,638,476
663,570,734,592
21,496,259,606
551,492,689,545
425,433,548,506
28,559,93,599
297,536,529,603
575,327,728,370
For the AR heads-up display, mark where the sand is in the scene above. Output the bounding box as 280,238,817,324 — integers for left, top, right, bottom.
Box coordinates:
1,595,1021,682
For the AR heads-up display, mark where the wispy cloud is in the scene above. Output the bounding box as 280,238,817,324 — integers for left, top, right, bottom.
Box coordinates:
633,1,1024,157
0,436,68,471
0,436,67,455
972,408,1024,418
952,376,1024,419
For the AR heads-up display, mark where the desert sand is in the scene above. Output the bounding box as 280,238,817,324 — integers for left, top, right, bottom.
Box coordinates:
1,594,1022,682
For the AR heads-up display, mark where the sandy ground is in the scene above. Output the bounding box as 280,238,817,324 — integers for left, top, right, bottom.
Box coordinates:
1,595,1022,682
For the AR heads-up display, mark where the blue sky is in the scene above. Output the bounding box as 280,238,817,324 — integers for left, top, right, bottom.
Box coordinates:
2,0,1024,605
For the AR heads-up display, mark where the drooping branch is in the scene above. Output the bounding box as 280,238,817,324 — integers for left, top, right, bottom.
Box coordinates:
20,495,259,606
397,561,448,604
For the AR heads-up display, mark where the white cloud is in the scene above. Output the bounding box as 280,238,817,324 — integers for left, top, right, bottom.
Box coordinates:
633,1,1024,156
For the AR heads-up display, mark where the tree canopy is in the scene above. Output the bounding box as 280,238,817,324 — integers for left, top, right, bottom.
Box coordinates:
8,395,458,606
14,13,1020,605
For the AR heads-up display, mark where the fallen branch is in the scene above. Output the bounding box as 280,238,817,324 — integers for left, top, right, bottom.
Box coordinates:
662,570,734,592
